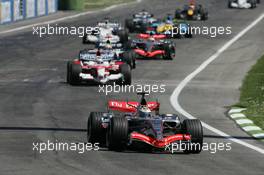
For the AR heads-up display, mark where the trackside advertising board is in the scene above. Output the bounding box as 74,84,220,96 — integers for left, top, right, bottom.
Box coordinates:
0,0,58,24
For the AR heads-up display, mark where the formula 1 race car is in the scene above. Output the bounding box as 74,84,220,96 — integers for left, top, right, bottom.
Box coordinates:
96,41,136,69
83,19,128,44
175,2,208,21
66,48,132,85
87,92,203,153
125,10,158,33
228,0,258,8
127,34,176,60
155,21,193,38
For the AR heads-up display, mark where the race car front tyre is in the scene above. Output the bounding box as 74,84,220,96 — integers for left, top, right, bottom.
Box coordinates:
201,9,208,20
119,64,132,85
182,119,203,154
87,112,106,145
68,63,81,85
174,9,182,19
107,117,128,151
163,44,174,60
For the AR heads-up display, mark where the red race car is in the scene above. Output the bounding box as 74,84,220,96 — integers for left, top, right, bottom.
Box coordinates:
87,92,203,153
126,33,176,61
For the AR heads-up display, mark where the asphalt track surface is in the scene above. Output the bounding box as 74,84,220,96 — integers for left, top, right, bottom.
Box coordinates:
0,0,264,174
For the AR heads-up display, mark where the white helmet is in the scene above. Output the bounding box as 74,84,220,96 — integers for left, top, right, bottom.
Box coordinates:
148,37,155,42
138,105,151,118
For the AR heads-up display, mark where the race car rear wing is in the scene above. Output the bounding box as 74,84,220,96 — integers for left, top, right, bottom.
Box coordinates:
108,100,160,113
137,33,166,40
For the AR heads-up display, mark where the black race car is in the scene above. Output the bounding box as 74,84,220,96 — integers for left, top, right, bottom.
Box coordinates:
175,3,208,21
125,10,158,33
87,92,203,153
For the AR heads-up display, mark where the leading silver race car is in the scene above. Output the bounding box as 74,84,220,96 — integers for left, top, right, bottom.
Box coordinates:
228,0,258,8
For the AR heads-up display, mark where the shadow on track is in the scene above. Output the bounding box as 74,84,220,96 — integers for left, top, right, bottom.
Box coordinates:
0,127,257,140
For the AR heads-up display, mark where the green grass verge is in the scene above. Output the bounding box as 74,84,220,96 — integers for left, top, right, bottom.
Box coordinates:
84,0,135,10
235,55,264,130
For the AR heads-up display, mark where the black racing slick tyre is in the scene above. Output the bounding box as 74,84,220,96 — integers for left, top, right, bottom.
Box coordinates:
117,30,129,44
123,51,136,69
249,0,257,8
175,9,181,19
82,34,88,44
87,112,106,145
119,64,132,85
163,44,175,60
68,62,81,85
66,61,71,83
183,119,203,154
107,117,128,151
201,9,208,20
125,19,135,33
228,0,233,8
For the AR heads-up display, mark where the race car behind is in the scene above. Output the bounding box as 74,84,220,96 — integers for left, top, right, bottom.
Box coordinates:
125,10,158,33
127,34,176,60
67,49,132,85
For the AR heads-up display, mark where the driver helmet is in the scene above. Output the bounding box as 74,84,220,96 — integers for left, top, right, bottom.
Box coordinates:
138,105,151,118
105,40,112,49
189,0,195,9
148,36,155,42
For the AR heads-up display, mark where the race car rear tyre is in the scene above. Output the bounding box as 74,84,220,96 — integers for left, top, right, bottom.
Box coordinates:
175,9,181,19
117,30,129,44
183,119,203,154
87,112,106,145
82,34,88,44
66,61,71,83
119,64,132,85
228,0,233,8
249,0,257,8
69,63,81,85
107,117,128,151
125,19,135,33
123,51,136,69
201,10,208,20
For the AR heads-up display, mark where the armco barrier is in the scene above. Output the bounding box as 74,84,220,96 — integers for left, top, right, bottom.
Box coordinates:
0,0,58,24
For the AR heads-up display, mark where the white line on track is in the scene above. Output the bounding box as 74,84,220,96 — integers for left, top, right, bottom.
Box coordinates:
0,0,142,35
170,13,264,154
